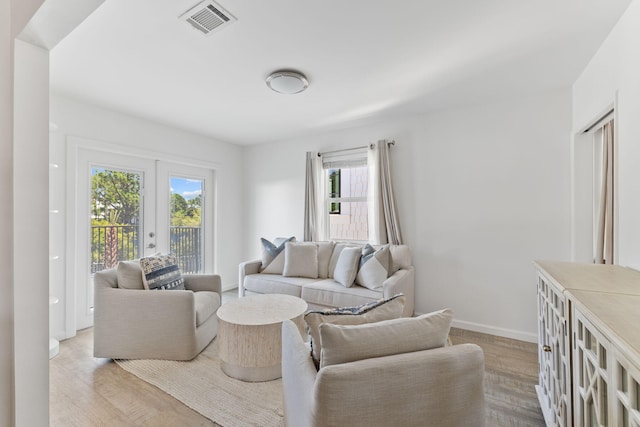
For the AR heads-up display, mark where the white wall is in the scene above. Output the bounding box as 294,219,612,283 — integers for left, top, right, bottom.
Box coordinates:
573,0,640,269
0,3,13,424
50,95,245,339
243,88,572,341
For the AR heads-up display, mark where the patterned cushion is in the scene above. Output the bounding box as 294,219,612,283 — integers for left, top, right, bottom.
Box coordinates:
140,254,185,291
333,246,361,287
304,294,406,367
319,308,454,368
355,244,390,290
283,242,318,278
260,237,295,274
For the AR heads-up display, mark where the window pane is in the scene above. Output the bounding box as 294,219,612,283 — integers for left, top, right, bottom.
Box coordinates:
329,201,369,241
90,168,141,273
170,177,203,273
328,165,368,241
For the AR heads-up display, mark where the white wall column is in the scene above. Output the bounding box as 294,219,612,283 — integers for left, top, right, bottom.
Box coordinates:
13,37,49,427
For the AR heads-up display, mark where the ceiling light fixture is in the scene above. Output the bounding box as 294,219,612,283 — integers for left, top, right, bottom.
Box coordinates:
266,70,309,94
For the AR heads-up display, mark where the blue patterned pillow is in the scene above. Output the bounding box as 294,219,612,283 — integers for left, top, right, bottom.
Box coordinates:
260,236,295,274
355,244,390,290
140,254,185,291
304,294,406,367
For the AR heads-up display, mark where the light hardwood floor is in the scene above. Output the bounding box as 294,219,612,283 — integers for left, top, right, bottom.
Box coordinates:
51,293,545,426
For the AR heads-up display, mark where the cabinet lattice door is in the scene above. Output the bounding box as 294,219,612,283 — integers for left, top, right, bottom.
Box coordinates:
537,275,571,426
574,310,611,426
612,343,640,426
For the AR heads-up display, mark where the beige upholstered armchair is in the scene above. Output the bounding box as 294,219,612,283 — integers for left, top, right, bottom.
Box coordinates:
93,267,221,361
281,319,486,427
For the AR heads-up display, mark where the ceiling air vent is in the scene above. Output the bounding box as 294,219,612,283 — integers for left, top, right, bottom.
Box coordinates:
179,0,237,36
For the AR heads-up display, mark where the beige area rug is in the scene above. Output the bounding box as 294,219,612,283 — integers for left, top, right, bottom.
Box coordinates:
115,338,284,427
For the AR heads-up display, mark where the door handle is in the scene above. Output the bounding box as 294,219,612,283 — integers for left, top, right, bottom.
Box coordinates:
543,345,552,352
147,243,156,249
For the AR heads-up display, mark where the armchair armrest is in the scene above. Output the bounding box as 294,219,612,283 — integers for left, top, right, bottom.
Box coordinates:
313,343,485,427
93,282,198,359
382,266,415,317
238,259,262,297
184,274,222,294
282,320,317,427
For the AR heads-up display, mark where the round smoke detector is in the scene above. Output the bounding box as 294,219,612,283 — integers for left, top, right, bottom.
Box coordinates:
266,70,309,94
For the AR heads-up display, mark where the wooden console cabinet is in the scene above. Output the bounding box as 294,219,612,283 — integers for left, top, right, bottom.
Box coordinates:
535,261,640,427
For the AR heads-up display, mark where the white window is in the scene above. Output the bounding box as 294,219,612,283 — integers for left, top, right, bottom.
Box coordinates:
322,148,369,242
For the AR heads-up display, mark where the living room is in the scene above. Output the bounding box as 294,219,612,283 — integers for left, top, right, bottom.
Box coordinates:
3,0,640,425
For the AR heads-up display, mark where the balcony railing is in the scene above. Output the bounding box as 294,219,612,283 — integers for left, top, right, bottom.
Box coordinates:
91,225,202,274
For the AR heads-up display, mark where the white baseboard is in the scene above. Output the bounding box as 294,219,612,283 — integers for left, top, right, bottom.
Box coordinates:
447,318,537,343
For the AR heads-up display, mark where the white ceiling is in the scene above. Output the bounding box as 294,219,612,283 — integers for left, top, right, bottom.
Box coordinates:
50,0,631,145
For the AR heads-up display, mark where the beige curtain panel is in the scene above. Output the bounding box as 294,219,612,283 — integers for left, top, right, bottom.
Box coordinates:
369,140,403,245
595,119,614,265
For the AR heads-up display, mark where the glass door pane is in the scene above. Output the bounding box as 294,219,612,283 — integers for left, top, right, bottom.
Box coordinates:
170,177,203,273
90,168,142,273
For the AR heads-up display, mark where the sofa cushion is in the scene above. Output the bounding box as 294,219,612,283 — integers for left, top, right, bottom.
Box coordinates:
194,291,221,327
317,241,335,279
283,242,318,279
319,308,453,369
355,244,390,290
333,246,361,287
260,237,295,274
304,294,405,366
301,279,382,309
328,243,362,279
244,273,320,297
389,244,412,274
116,260,144,290
140,254,185,291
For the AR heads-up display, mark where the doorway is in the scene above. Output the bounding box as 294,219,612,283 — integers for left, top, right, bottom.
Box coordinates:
75,148,214,330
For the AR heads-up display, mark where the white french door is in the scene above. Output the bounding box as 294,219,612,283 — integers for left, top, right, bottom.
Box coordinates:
76,149,156,330
74,150,214,330
156,161,215,274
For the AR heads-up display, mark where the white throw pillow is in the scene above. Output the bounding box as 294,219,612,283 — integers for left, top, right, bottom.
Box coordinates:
389,244,412,274
355,244,390,290
304,294,406,367
283,242,319,278
319,308,454,369
333,246,361,287
116,260,145,290
317,241,335,279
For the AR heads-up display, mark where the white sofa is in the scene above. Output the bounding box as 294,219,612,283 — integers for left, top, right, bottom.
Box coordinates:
239,241,415,317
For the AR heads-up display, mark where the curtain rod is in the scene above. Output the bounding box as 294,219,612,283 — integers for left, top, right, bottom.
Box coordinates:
318,140,395,157
583,109,614,133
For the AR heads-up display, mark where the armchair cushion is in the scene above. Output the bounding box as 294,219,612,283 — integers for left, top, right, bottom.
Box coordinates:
117,260,144,290
140,254,185,291
194,291,220,327
304,294,405,366
319,308,453,368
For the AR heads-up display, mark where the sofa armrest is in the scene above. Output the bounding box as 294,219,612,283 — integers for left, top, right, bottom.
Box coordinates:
313,343,485,427
282,320,317,427
238,259,262,297
382,266,415,316
184,274,222,294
